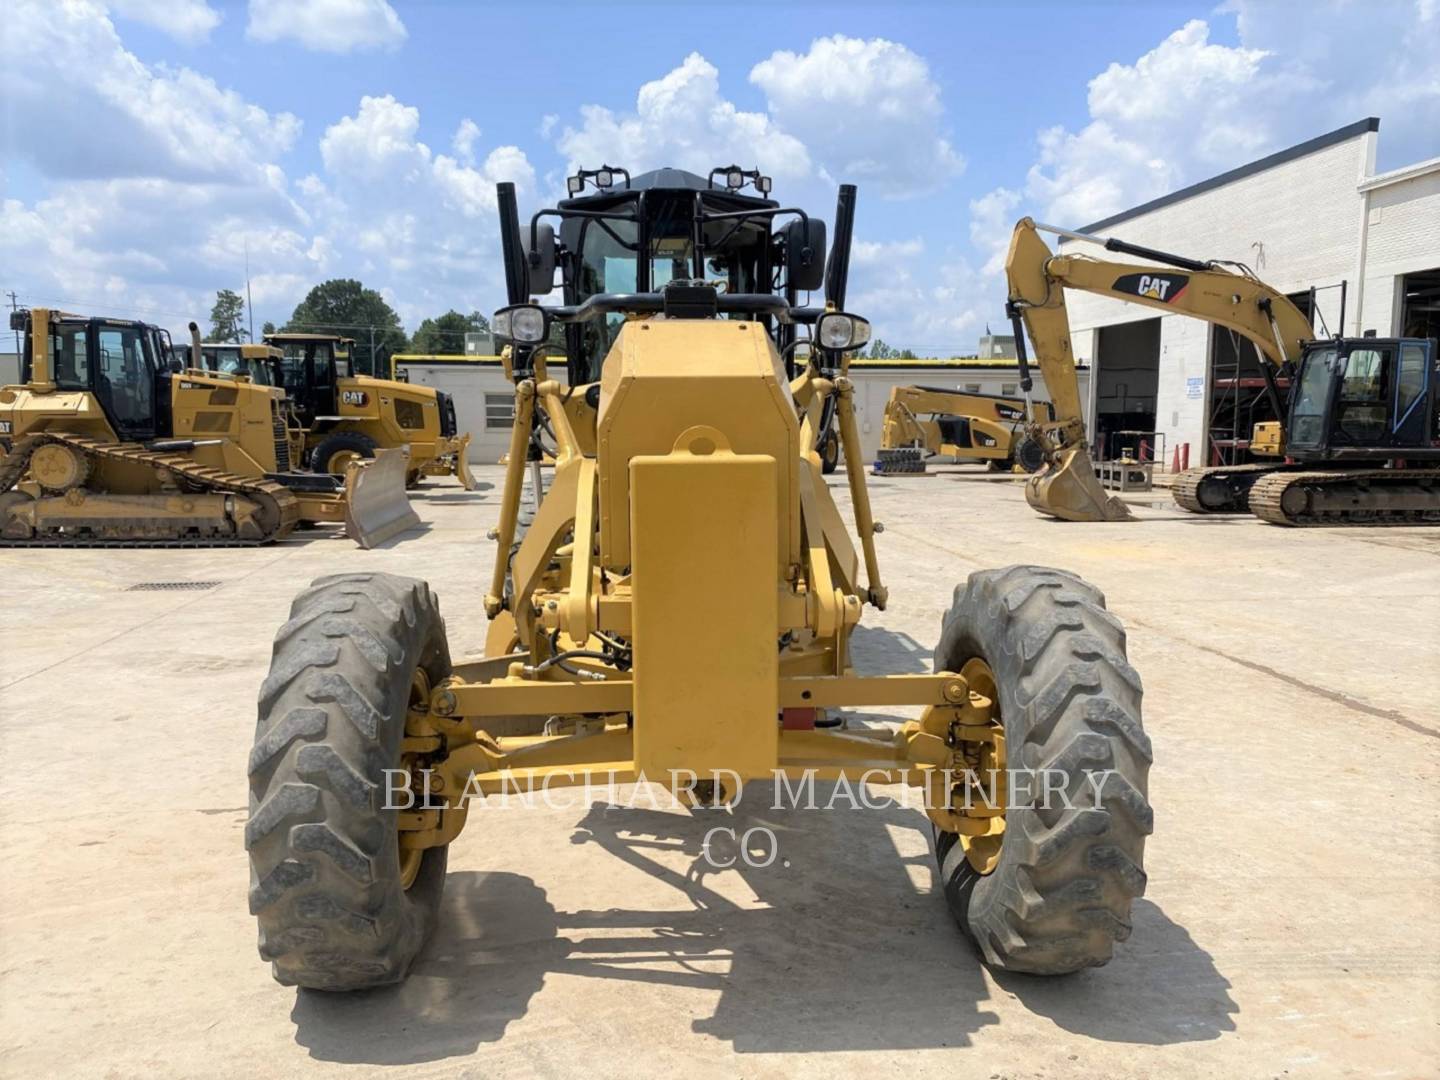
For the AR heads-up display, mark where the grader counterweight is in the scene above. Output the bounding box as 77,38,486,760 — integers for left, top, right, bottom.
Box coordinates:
249,169,1152,991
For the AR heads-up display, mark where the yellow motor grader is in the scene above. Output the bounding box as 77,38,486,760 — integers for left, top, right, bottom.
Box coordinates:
0,310,417,547
263,332,476,490
875,384,1052,475
248,167,1152,991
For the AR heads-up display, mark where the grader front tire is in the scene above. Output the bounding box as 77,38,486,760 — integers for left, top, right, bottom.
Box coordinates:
933,565,1152,974
247,572,452,991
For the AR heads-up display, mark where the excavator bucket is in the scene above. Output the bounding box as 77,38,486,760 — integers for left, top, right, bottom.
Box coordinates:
452,433,478,491
343,447,421,548
1025,444,1134,522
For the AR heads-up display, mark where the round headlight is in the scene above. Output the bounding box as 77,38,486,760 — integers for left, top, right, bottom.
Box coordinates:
816,312,872,352
511,306,548,344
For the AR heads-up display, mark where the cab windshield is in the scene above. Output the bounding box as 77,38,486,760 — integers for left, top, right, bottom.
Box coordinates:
567,192,769,380
1289,345,1339,448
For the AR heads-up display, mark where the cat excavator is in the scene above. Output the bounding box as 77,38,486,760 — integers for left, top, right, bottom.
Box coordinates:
1004,218,1440,525
0,310,418,546
875,385,1051,475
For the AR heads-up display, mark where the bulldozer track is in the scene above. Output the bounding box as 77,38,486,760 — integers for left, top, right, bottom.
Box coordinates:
1171,464,1276,514
0,433,300,547
1250,468,1440,527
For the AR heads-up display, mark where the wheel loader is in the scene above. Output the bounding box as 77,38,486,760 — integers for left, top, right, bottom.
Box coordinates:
262,331,477,491
0,310,418,547
248,167,1152,991
1005,218,1440,525
875,385,1052,475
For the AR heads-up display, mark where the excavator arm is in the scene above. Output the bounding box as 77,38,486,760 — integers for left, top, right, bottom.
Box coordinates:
1004,216,1313,521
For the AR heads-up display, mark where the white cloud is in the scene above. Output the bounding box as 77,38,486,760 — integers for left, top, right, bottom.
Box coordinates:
980,7,1440,235
851,238,925,265
319,94,430,180
750,35,963,198
306,95,536,326
452,119,481,165
246,0,406,53
110,0,221,43
2,1,299,184
556,53,811,182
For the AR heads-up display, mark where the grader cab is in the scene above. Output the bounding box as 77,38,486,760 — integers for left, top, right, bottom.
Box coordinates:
248,168,1152,991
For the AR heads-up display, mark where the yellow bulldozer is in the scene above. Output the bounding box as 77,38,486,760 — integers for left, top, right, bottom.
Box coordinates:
0,310,417,547
875,384,1052,475
1004,218,1440,525
247,166,1152,991
263,331,476,490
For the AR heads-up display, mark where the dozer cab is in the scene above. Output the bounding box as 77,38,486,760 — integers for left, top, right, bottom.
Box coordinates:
189,341,286,388
875,385,1052,475
0,310,417,547
263,331,477,490
1005,218,1440,525
248,168,1152,991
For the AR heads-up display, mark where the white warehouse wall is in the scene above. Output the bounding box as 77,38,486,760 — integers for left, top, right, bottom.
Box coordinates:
1357,160,1440,335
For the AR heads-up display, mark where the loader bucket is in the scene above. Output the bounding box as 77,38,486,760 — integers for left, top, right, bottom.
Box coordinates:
452,433,478,491
343,447,421,548
1024,444,1134,522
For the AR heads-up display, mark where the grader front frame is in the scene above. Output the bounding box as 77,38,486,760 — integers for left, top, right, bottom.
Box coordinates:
248,170,1151,993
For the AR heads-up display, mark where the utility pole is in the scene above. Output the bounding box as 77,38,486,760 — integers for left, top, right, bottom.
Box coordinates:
368,326,376,377
245,237,255,343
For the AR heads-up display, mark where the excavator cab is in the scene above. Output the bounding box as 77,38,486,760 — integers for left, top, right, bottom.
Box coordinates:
1288,337,1437,458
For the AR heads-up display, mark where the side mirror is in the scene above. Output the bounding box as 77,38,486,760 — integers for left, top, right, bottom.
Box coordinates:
526,222,556,296
785,217,827,293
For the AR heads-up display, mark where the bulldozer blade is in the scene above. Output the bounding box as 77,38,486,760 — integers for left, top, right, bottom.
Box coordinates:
453,434,478,491
343,447,421,548
1025,445,1134,522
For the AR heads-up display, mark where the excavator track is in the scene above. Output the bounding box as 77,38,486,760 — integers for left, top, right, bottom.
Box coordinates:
0,433,299,547
1249,468,1440,527
1171,464,1280,514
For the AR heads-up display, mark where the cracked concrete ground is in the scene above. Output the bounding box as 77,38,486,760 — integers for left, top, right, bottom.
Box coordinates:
1,464,1436,1079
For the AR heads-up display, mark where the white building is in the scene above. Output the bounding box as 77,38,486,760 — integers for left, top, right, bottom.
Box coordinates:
1057,117,1440,465
396,354,1085,464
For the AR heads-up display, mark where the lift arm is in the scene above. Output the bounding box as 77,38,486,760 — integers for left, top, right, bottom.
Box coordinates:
1003,217,1315,522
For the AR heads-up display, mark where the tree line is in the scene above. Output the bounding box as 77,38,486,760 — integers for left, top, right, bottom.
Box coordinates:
206,281,954,365
205,281,492,369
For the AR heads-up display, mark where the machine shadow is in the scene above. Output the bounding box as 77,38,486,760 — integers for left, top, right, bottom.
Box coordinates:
291,800,1232,1063
848,623,932,675
995,899,1238,1044
290,790,1001,1063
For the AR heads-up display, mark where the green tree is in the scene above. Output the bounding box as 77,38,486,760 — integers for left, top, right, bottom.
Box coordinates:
410,309,490,354
283,279,408,374
261,320,277,336
867,339,899,359
208,288,246,343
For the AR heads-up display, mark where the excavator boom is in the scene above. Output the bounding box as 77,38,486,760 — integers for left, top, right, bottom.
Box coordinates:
1004,217,1313,522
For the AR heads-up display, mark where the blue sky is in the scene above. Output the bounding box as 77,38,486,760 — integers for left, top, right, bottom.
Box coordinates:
4,0,1437,354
